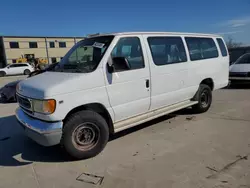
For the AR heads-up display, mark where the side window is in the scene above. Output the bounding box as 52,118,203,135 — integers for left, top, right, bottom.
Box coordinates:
50,42,55,48
51,57,57,63
29,42,38,48
147,37,187,66
216,38,228,57
185,37,219,61
9,64,18,68
111,37,144,70
59,42,67,48
9,42,19,49
185,38,202,60
200,38,218,59
19,64,28,67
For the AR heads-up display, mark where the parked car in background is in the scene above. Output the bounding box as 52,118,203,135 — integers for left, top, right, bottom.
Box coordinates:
0,63,58,103
15,32,229,159
0,63,34,77
229,46,250,65
229,53,250,84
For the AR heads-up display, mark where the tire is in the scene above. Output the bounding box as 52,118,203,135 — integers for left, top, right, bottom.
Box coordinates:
24,69,31,75
192,84,212,113
61,110,109,160
0,71,6,77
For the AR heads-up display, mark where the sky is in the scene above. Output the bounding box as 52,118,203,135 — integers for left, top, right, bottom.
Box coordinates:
1,0,250,44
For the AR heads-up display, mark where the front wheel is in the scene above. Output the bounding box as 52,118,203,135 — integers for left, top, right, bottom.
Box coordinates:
61,110,109,160
192,84,212,113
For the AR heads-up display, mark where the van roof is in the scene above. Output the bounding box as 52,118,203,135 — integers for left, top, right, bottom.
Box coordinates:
87,32,221,38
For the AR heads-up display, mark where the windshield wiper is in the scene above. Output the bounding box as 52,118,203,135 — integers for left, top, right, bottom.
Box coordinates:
63,64,89,73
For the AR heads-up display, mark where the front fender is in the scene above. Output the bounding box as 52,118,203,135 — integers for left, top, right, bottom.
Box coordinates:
33,86,114,123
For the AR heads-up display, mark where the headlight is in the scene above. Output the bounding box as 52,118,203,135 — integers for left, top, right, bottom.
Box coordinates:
32,99,56,114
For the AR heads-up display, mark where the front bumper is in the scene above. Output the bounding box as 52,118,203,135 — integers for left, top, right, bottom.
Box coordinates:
15,107,63,146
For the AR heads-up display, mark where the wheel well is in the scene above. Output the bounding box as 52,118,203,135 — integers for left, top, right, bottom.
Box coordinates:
200,78,214,91
64,103,114,134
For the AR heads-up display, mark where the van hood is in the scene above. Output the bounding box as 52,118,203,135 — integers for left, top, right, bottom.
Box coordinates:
17,70,103,99
230,64,250,73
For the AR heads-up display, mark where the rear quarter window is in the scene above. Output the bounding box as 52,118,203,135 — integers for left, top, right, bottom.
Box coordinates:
216,38,228,57
185,37,219,61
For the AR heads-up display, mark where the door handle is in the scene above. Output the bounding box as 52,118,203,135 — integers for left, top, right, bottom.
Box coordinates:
146,79,150,88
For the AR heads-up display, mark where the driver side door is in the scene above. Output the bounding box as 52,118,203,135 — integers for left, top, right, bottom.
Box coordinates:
104,36,151,125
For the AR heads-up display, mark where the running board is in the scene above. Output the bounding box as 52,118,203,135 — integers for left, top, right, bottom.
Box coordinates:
114,100,198,133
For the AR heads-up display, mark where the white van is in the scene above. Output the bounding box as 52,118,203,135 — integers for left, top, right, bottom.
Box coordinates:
15,32,229,159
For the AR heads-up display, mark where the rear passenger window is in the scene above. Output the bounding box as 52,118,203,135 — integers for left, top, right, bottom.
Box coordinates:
111,37,144,70
147,37,187,66
185,37,219,61
216,38,228,57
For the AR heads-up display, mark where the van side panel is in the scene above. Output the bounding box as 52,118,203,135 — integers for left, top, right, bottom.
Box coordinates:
184,36,229,94
143,35,191,110
144,34,228,112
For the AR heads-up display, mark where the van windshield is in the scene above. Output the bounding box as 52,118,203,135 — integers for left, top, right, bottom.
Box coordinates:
52,36,114,73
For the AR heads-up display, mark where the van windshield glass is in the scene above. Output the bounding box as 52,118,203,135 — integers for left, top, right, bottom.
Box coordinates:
53,36,114,73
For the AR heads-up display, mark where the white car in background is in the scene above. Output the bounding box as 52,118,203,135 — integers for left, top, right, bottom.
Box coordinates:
229,53,250,83
0,63,34,77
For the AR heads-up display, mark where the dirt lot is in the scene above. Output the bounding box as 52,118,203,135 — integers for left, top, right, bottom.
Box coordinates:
0,76,250,188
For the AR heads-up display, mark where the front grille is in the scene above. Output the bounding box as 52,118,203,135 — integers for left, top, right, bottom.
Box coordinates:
20,106,33,115
229,72,249,77
17,94,32,110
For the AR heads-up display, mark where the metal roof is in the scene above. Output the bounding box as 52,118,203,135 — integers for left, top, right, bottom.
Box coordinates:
87,32,221,37
1,35,84,39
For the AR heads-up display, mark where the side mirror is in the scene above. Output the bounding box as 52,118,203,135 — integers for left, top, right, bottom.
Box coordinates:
108,57,130,73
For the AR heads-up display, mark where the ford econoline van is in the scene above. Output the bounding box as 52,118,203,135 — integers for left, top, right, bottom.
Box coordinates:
15,32,229,159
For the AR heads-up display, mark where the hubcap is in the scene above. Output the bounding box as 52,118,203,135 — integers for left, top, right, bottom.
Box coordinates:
200,89,209,108
72,123,100,151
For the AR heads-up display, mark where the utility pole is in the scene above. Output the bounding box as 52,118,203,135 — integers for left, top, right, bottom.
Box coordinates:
45,37,50,64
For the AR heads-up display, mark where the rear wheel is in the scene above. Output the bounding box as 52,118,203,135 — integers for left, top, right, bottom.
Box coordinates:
24,69,31,75
192,84,212,113
61,110,109,160
0,71,6,77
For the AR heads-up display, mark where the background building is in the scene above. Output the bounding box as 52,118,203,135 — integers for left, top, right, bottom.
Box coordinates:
0,36,84,68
